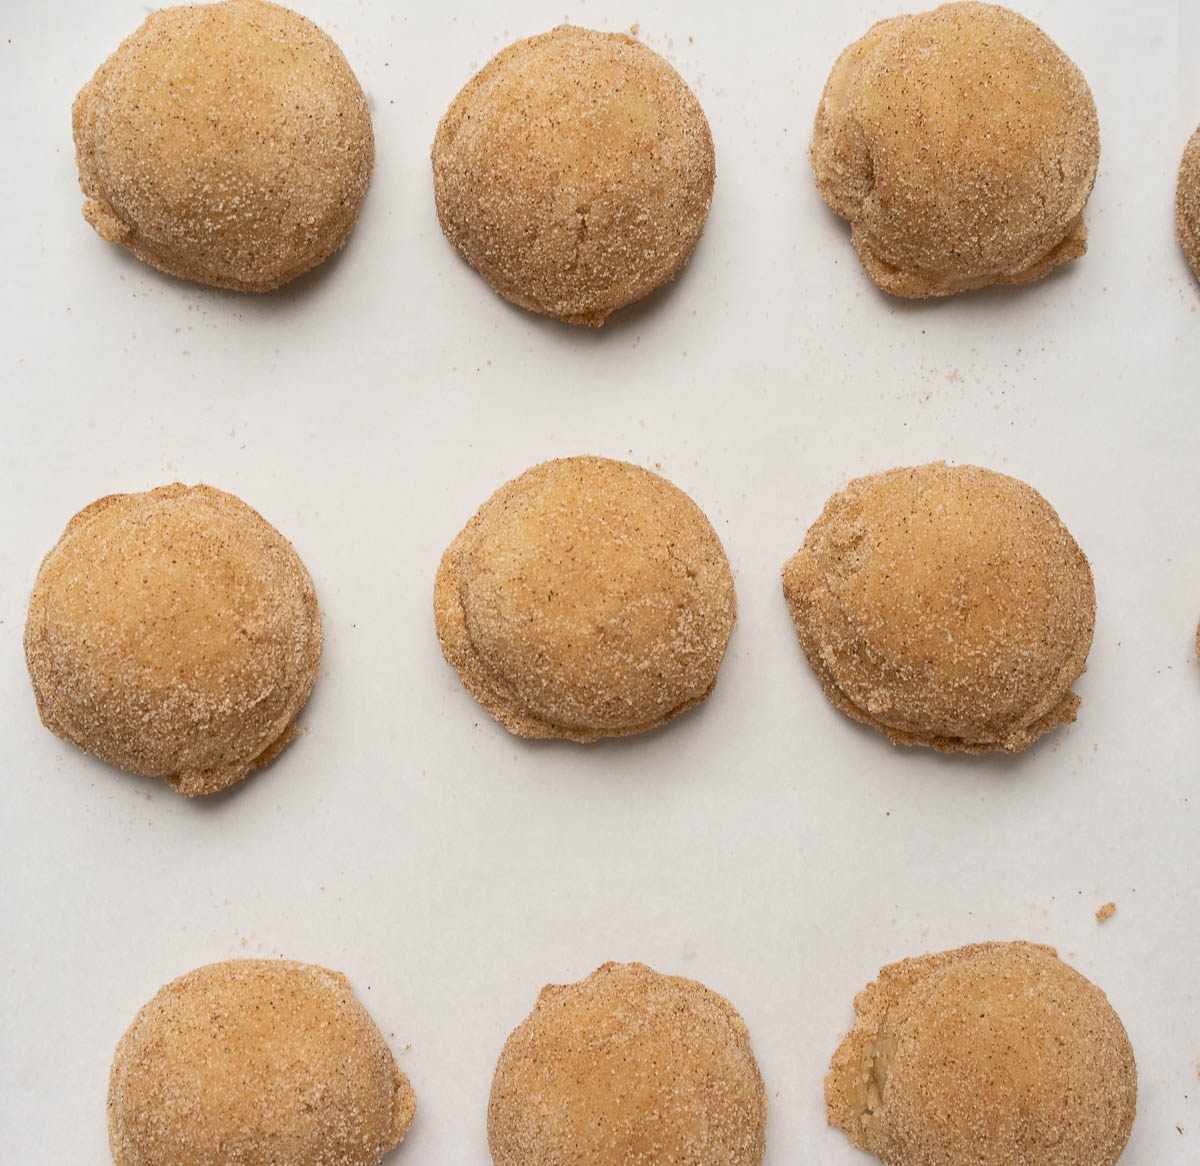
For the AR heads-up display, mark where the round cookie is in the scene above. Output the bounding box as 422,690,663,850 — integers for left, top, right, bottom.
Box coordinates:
810,2,1099,297
435,456,736,741
73,0,374,291
108,960,416,1166
432,25,715,325
781,462,1094,753
826,942,1137,1166
24,483,321,794
1178,124,1200,281
489,962,767,1166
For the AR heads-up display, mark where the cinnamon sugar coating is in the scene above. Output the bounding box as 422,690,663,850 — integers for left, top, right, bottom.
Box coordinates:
432,25,715,325
826,942,1137,1166
73,0,374,291
1178,124,1200,281
488,962,767,1166
108,960,416,1166
434,456,736,741
782,463,1094,753
811,2,1099,297
24,483,321,795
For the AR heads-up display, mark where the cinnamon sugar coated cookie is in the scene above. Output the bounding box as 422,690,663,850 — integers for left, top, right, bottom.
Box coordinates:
24,484,321,794
108,960,416,1166
811,2,1099,297
435,457,736,740
782,463,1094,753
73,0,374,291
489,962,767,1166
826,942,1136,1166
1178,124,1200,281
432,25,715,324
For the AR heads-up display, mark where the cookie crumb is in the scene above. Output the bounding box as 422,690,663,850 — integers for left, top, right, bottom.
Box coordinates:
1096,901,1116,924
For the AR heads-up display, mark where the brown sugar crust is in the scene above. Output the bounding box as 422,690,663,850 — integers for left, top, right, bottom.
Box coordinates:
434,457,736,741
1178,124,1200,281
431,25,715,325
24,483,321,795
782,462,1094,753
73,0,374,292
107,959,416,1166
810,2,1099,297
488,961,767,1166
825,941,1137,1166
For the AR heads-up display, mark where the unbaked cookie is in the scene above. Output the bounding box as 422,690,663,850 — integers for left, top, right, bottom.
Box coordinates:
782,463,1094,753
489,962,767,1166
73,0,374,291
24,483,321,794
435,456,736,740
108,960,415,1166
826,942,1136,1166
1178,124,1200,281
432,25,714,324
811,2,1099,297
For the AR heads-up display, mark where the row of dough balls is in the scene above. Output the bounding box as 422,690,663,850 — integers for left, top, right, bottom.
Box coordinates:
28,455,1197,794
24,458,1127,794
74,0,1200,315
107,944,1136,1166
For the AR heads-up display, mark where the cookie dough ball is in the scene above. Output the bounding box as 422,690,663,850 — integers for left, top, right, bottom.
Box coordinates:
811,2,1099,297
489,962,767,1166
782,463,1094,753
108,960,416,1166
73,0,374,291
826,942,1136,1166
1178,124,1200,281
432,25,715,325
24,483,321,795
435,456,736,740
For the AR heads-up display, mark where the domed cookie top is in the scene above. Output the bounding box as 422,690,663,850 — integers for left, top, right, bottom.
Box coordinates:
108,960,415,1166
1178,124,1200,281
24,483,321,794
826,941,1137,1166
435,456,736,741
73,0,374,291
811,2,1099,297
489,961,767,1166
432,25,715,325
782,462,1094,753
